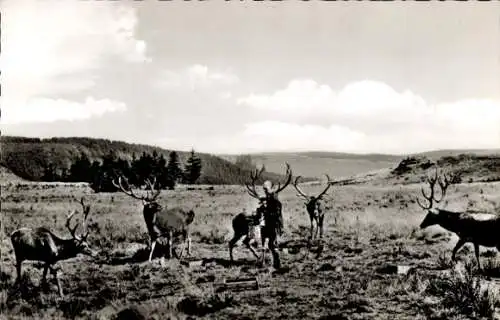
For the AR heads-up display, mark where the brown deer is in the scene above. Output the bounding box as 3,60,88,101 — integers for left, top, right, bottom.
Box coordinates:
10,197,97,297
244,163,292,268
228,200,266,262
417,168,500,269
112,176,195,262
293,174,332,243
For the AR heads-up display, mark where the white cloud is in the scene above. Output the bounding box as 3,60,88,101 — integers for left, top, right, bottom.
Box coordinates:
2,97,127,125
238,79,427,121
193,121,366,154
158,64,239,90
1,0,148,124
236,79,500,153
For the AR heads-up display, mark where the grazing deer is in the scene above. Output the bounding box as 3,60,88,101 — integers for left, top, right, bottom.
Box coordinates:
293,174,332,243
244,163,292,269
112,176,195,262
417,168,500,269
229,201,266,262
10,197,97,297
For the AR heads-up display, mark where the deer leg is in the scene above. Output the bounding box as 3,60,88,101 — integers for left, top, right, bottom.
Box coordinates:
260,236,268,267
269,235,281,270
168,231,173,259
149,240,157,262
14,260,22,284
243,236,260,259
452,238,466,262
474,243,482,270
229,233,243,262
178,233,188,260
50,266,64,298
314,216,320,240
41,264,49,290
318,214,325,239
308,213,314,242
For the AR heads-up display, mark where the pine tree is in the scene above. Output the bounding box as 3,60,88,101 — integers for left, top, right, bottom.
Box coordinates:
154,153,168,189
132,152,155,187
69,152,92,182
165,151,182,189
99,152,120,192
89,160,102,192
184,149,202,184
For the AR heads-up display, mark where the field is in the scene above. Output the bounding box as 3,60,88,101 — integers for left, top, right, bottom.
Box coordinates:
2,178,500,319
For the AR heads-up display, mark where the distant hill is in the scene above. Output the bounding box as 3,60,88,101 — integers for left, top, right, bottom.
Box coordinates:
328,153,500,186
0,136,288,185
220,151,403,180
220,149,500,180
411,149,500,159
3,136,498,186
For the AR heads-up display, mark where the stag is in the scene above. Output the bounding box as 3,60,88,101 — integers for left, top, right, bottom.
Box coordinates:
293,174,332,243
112,176,195,262
229,200,266,262
418,168,500,269
10,197,97,297
244,163,292,268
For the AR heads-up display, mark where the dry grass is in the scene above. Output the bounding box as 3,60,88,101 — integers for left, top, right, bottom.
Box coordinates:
2,181,500,319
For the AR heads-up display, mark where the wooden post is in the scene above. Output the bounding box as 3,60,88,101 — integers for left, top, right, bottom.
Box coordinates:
217,277,259,292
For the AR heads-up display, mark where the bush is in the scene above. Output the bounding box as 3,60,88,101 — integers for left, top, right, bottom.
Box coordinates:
426,260,499,319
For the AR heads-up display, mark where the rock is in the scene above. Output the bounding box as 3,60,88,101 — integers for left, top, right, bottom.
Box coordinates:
376,264,413,275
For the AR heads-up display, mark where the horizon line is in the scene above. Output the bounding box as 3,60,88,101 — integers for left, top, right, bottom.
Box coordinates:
3,134,500,158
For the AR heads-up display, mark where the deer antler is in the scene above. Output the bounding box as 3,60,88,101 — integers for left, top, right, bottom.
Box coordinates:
66,210,79,239
144,177,161,201
315,174,332,199
293,176,310,199
273,163,292,194
417,168,450,210
245,166,265,199
112,176,149,202
79,197,91,240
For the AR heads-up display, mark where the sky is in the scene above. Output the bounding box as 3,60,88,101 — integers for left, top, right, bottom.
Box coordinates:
1,1,499,155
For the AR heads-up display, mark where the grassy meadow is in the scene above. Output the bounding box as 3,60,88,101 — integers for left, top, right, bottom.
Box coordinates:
2,178,500,319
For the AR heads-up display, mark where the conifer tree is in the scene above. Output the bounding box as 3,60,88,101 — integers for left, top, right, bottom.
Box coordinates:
184,149,202,184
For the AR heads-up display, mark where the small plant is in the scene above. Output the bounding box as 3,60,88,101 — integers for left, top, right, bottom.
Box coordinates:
481,258,500,278
435,251,454,270
426,260,500,318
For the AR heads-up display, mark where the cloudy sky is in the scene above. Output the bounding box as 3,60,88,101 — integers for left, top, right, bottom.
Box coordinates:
2,1,499,155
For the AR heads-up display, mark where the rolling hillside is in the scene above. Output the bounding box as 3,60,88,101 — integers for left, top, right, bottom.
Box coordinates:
221,149,500,180
0,136,288,185
220,151,403,180
3,136,499,185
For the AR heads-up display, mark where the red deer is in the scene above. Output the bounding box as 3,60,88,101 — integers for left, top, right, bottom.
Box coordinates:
112,176,195,262
292,174,332,243
10,197,97,297
418,168,499,269
228,200,266,262
244,163,292,269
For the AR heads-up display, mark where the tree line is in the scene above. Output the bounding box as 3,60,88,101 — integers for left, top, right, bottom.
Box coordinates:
43,149,202,192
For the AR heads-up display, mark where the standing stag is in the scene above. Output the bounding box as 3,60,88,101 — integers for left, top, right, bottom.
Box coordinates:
10,197,97,297
293,174,332,243
112,176,195,262
417,168,500,269
244,163,292,269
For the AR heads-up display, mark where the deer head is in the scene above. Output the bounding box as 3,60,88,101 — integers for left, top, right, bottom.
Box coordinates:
417,168,452,228
112,175,162,216
245,163,292,200
293,174,332,208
